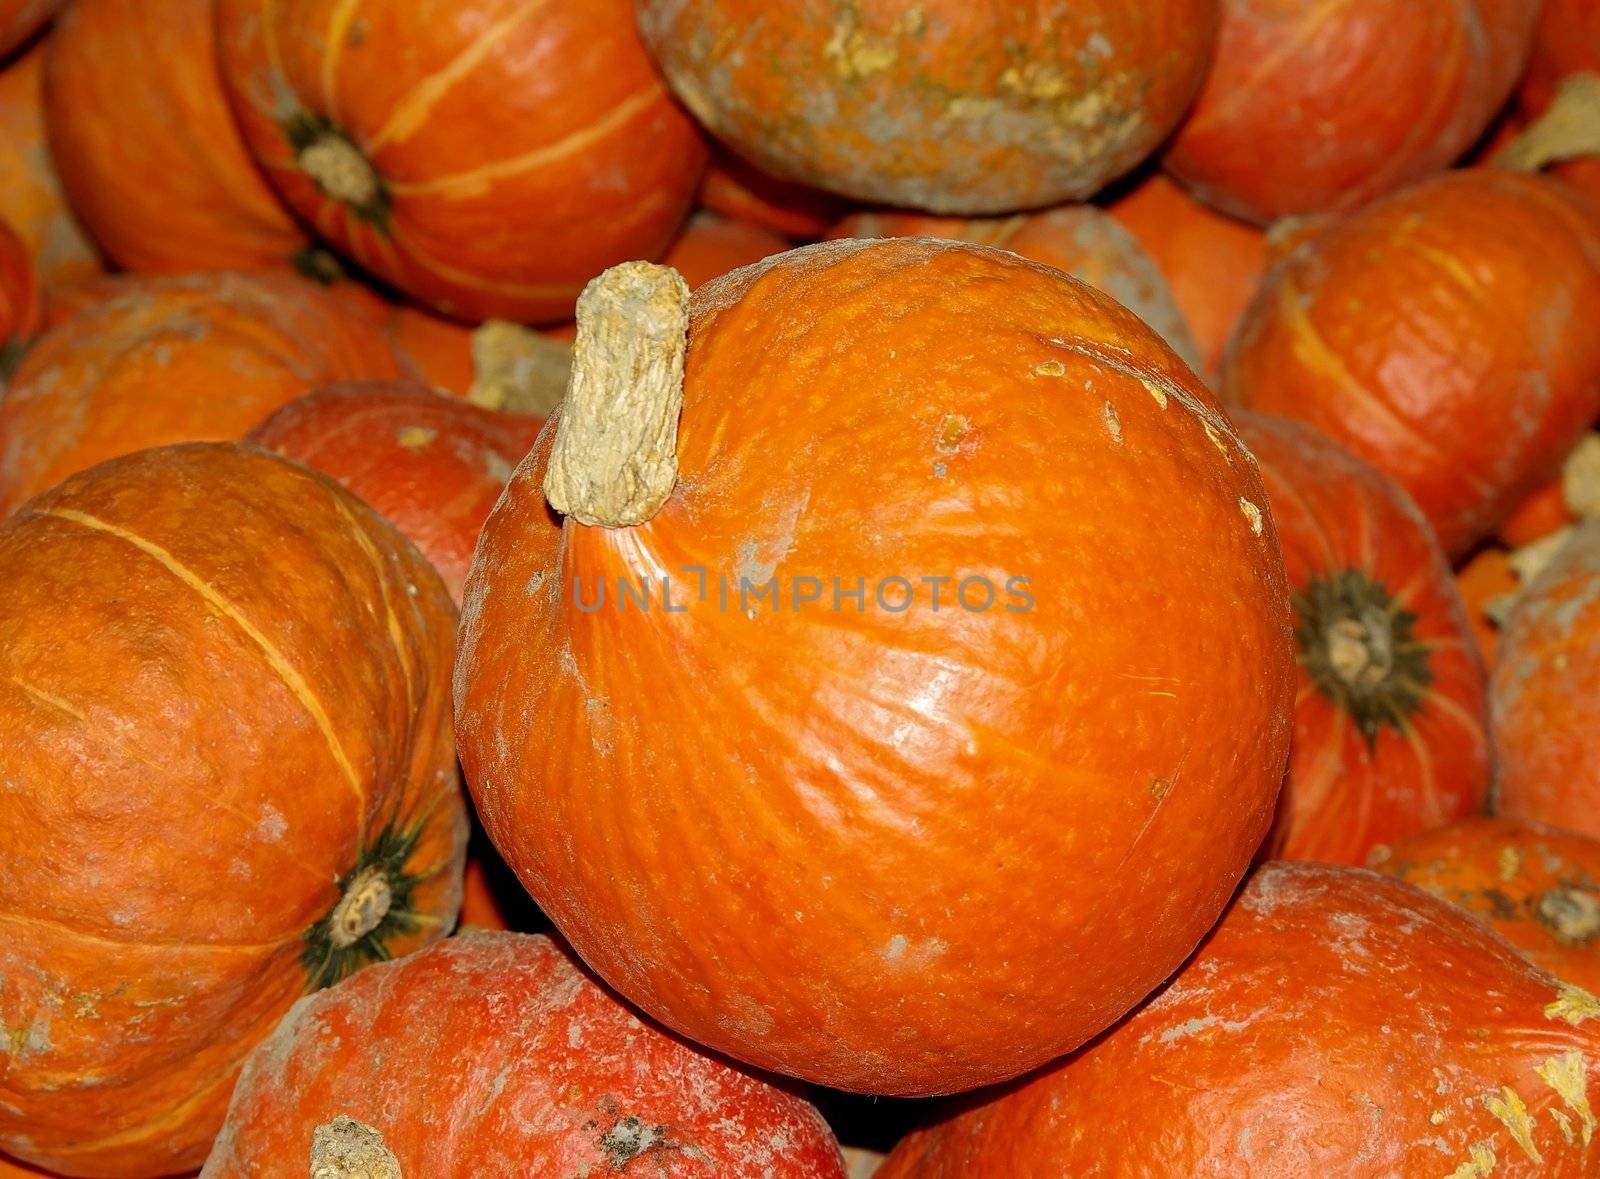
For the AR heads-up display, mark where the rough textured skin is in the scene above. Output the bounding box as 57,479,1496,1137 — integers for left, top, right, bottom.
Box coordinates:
1374,816,1600,994
0,42,101,287
1238,413,1489,865
248,381,544,602
217,0,707,323
1495,520,1600,838
879,862,1600,1177
827,207,1203,372
664,210,789,291
0,0,59,59
0,444,466,1177
1108,171,1267,379
1222,169,1600,558
0,216,38,370
699,150,848,240
43,0,307,273
1521,0,1600,114
201,932,847,1178
636,0,1220,214
455,238,1295,1096
1166,0,1541,224
0,271,401,516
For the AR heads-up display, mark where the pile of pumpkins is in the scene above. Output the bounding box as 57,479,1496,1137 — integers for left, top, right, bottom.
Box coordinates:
3,1,1600,1176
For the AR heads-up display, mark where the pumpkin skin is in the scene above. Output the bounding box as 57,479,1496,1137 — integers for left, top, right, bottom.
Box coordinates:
385,304,476,394
1222,169,1600,558
216,0,707,323
699,151,848,241
1373,816,1600,995
664,210,790,291
878,861,1600,1178
1165,0,1541,224
635,0,1220,215
0,271,401,516
1521,0,1600,115
826,205,1203,373
1236,412,1490,865
0,443,466,1178
456,238,1295,1096
247,381,543,603
1494,519,1600,839
43,0,307,274
0,41,100,287
0,0,59,60
0,215,39,375
1107,171,1267,378
1457,545,1518,667
1502,478,1577,547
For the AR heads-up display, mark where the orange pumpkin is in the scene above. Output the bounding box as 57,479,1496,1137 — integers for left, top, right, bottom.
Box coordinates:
1494,519,1600,839
1237,412,1489,865
878,861,1600,1177
216,0,707,323
1501,478,1578,548
1106,171,1267,378
386,303,476,394
1165,0,1541,224
0,215,38,375
247,381,543,603
456,243,1294,1096
43,0,306,274
0,442,465,1177
699,150,848,241
0,271,401,516
1456,545,1518,667
0,41,100,287
200,932,847,1178
1521,0,1600,115
1222,169,1600,557
0,0,59,59
636,0,1220,214
1373,816,1600,994
664,211,789,291
826,205,1203,373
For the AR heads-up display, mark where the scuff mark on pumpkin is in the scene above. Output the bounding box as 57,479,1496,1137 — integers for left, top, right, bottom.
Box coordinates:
1239,498,1263,536
1535,1049,1595,1146
1445,1143,1496,1178
1546,985,1600,1026
1484,1086,1542,1164
1498,845,1522,882
936,415,969,454
1034,358,1066,378
396,426,436,450
1103,401,1122,443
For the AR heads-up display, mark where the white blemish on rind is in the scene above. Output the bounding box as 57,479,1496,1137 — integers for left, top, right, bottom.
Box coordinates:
1484,1086,1542,1164
1547,985,1600,1025
1103,401,1122,443
1445,1143,1497,1178
1536,1049,1595,1146
1239,498,1263,535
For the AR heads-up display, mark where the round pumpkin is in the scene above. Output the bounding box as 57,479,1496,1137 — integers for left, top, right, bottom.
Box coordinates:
1222,169,1600,557
216,0,707,323
664,210,790,291
201,931,847,1178
878,861,1600,1177
1165,0,1541,224
826,205,1203,373
1107,171,1267,379
635,0,1220,215
0,442,466,1177
0,41,100,287
1457,545,1519,668
699,150,848,241
0,0,59,60
248,380,543,603
0,215,39,376
0,271,401,516
1502,478,1578,547
385,303,476,394
43,0,306,274
1237,412,1489,865
1494,519,1600,839
1373,816,1600,994
456,242,1295,1096
1521,0,1600,115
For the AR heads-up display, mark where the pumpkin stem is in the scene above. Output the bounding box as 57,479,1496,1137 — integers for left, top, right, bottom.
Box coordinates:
466,321,573,418
543,262,690,528
301,133,381,206
310,1116,402,1179
328,866,393,949
1496,72,1600,173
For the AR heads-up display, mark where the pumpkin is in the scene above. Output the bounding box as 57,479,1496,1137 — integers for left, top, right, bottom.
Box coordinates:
635,0,1220,215
455,242,1295,1096
826,204,1203,373
878,861,1600,1177
1494,519,1600,840
1236,412,1489,865
247,381,543,603
664,210,790,291
844,1148,887,1178
1222,169,1600,557
1502,478,1578,548
1372,816,1600,995
0,442,466,1177
1521,0,1600,115
0,41,100,287
0,0,58,60
0,215,38,377
43,0,307,274
1457,545,1519,667
1165,0,1541,224
1107,171,1267,378
0,1156,48,1179
0,271,401,516
699,150,848,241
216,0,707,323
200,931,846,1178
386,304,476,394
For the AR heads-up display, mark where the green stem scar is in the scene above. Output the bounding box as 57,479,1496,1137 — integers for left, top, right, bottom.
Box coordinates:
303,819,429,990
284,111,391,230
